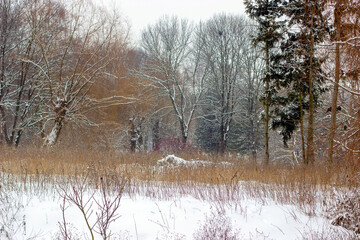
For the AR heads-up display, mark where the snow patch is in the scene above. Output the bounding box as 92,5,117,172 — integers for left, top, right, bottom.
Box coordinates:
157,155,188,166
156,155,220,168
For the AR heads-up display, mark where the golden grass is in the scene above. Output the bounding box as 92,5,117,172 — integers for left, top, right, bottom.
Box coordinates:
0,146,359,238
0,145,360,202
1,146,359,188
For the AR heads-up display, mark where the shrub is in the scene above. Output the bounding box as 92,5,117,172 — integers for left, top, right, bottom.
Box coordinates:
193,211,240,240
329,188,360,234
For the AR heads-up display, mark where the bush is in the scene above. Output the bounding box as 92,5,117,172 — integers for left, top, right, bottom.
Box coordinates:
329,188,360,234
193,211,240,240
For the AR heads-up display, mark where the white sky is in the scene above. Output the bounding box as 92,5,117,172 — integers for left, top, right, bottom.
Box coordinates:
98,0,246,41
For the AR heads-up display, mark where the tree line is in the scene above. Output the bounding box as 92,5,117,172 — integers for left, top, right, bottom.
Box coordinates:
0,0,359,164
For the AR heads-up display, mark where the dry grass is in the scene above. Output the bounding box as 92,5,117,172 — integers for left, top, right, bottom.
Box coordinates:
1,146,359,208
0,146,359,238
1,146,358,187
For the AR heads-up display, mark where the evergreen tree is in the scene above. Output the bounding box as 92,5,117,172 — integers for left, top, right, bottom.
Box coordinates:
245,0,287,164
271,0,328,164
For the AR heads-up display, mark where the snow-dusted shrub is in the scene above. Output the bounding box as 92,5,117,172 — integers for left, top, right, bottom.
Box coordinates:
193,211,240,240
329,188,360,234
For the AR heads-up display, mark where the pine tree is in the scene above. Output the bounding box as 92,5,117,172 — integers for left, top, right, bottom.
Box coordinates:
271,0,328,164
271,32,326,164
245,0,287,164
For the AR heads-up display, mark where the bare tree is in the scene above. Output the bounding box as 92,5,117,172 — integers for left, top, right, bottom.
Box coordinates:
136,16,207,143
325,0,360,162
24,0,130,146
0,0,42,146
198,14,248,153
236,32,264,161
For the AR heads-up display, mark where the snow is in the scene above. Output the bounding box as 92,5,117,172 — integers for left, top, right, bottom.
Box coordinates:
156,155,230,168
1,183,354,240
0,157,356,239
157,155,189,166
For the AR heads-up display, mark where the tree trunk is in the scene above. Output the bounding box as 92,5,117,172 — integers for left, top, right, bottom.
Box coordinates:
328,2,341,164
152,119,160,150
179,119,188,144
219,124,226,153
298,88,306,164
129,119,136,152
43,119,63,146
14,130,22,147
264,42,270,165
348,75,359,162
0,107,10,144
306,19,316,165
250,116,257,164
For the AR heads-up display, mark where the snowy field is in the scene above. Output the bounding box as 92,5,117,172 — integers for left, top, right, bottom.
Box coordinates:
0,155,358,240
2,191,353,240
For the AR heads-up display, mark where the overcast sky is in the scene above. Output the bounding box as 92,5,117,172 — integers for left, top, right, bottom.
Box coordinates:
98,0,246,41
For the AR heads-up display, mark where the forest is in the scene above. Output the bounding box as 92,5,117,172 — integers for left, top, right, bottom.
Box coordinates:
0,0,359,165
0,0,360,239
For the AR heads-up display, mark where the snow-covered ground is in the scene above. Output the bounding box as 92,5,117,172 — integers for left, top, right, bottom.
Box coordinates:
1,184,355,240
0,155,356,239
0,190,352,240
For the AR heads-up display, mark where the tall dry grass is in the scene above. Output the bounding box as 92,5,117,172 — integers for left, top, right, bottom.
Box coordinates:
1,146,359,207
1,146,358,186
0,146,359,238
